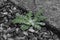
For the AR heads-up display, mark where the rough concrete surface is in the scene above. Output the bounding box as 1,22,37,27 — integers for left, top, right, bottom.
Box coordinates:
1,0,60,29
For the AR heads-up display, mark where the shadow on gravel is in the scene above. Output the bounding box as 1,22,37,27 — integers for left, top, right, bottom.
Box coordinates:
45,21,60,38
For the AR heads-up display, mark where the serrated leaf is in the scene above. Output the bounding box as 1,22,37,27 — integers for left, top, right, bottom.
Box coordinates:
20,25,30,31
36,22,45,26
38,16,47,21
16,13,20,16
26,11,32,19
34,8,46,22
12,18,20,24
34,25,41,30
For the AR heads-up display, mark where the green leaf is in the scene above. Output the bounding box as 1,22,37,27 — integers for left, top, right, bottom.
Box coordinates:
34,25,41,30
16,13,20,16
12,14,28,24
34,9,46,21
38,16,47,21
20,25,30,31
36,22,45,26
26,11,32,19
12,18,20,24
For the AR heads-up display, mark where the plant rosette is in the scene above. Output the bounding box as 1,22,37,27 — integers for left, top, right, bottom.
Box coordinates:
12,9,47,31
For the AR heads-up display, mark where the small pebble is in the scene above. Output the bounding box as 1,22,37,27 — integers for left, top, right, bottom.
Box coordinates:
3,30,7,33
16,36,25,40
23,31,28,36
0,27,3,30
3,34,7,40
29,27,35,32
32,37,37,40
49,39,53,40
8,38,14,40
7,33,11,37
55,38,60,40
7,27,11,32
16,28,19,32
13,7,16,10
35,31,38,33
3,12,8,15
9,10,13,13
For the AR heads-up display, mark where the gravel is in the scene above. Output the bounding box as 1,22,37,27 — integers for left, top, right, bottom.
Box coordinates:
0,1,60,40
